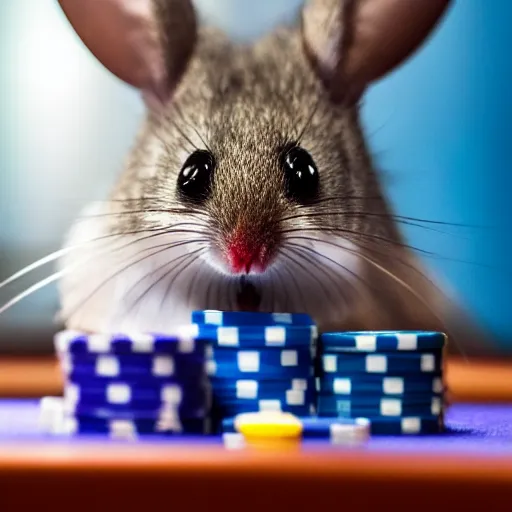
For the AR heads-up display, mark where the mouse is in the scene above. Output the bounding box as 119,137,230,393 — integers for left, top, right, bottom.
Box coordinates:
52,0,487,352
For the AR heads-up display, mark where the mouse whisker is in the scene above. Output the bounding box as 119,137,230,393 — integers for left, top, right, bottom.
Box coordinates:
283,226,492,270
295,97,322,144
185,254,212,309
155,120,197,156
104,196,214,219
0,231,137,316
121,243,209,309
285,240,381,302
293,197,485,229
283,210,469,242
125,248,207,319
284,232,429,286
204,269,218,310
77,208,211,221
215,271,226,312
175,109,213,155
285,209,481,235
264,267,278,311
0,270,70,317
273,261,312,313
283,245,351,307
155,248,207,318
161,108,201,152
62,237,208,324
0,225,183,294
283,233,469,357
301,195,382,206
280,226,436,258
279,247,341,307
106,196,161,203
341,243,468,358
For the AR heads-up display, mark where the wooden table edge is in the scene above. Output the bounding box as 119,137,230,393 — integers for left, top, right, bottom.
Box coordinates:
2,445,512,510
1,441,512,477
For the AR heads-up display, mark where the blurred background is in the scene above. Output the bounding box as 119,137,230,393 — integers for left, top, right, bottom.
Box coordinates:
0,0,510,355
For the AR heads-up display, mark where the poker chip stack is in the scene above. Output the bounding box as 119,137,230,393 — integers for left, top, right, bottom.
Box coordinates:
316,331,447,435
192,310,318,430
45,329,211,438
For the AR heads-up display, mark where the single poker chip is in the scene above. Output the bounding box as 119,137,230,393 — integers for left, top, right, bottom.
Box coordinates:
63,384,210,416
196,324,317,348
222,416,370,444
54,327,206,356
317,395,443,418
212,385,315,404
368,415,444,435
207,348,313,379
319,352,443,375
53,415,211,437
213,387,315,408
222,432,247,450
65,374,210,387
233,411,304,439
38,396,66,435
39,396,209,437
63,381,210,407
62,402,208,420
212,401,315,418
320,331,446,353
60,353,206,379
210,377,314,397
317,392,444,408
192,310,315,327
316,375,444,396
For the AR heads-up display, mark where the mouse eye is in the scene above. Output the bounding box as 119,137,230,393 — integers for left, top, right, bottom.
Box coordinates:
281,145,319,203
177,150,215,203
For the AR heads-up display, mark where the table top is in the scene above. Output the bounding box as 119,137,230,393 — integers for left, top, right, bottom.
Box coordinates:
2,356,512,510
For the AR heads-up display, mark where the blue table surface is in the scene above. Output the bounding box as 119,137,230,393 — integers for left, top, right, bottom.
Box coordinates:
0,399,511,456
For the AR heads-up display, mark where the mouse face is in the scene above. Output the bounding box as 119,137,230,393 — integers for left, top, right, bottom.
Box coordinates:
56,0,475,345
66,30,387,332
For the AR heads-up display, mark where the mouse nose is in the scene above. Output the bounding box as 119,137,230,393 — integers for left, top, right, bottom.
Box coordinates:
227,231,273,274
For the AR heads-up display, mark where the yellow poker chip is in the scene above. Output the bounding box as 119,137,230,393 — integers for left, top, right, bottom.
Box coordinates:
234,411,303,440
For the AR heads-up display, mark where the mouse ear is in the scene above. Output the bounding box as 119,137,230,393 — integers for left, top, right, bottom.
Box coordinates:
57,0,197,108
301,0,452,102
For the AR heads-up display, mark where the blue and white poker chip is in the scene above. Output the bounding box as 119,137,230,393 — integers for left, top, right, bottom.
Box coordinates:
64,381,210,409
213,387,315,406
55,328,206,356
320,352,442,375
58,415,211,437
207,347,313,379
319,331,446,353
65,374,209,387
212,401,315,418
221,416,370,442
317,395,443,417
368,415,444,435
38,396,211,437
64,402,208,420
211,377,314,398
196,324,317,348
316,375,444,396
60,353,206,379
193,310,314,327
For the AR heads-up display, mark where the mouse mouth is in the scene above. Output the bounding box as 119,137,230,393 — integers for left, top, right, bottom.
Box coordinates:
236,276,262,311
